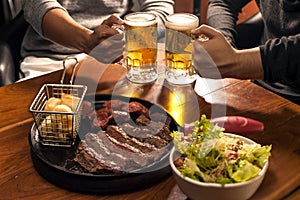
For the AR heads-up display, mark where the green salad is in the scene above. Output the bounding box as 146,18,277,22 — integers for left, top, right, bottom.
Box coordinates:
171,115,272,184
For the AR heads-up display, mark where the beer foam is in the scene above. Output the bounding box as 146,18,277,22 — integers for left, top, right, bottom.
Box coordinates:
125,13,157,27
166,13,199,31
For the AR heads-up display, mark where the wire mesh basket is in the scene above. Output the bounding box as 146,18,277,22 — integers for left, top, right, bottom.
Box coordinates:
29,57,87,147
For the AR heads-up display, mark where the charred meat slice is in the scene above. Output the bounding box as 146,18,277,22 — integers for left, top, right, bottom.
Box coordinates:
109,110,131,125
96,110,110,129
75,140,121,173
155,125,173,142
83,133,140,171
106,125,157,153
135,114,151,126
95,132,154,167
128,101,149,118
103,100,128,115
121,123,152,138
150,113,172,127
120,123,169,148
143,136,169,149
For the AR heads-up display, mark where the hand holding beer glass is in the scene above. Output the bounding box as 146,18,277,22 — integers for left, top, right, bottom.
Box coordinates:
124,12,158,84
165,13,199,85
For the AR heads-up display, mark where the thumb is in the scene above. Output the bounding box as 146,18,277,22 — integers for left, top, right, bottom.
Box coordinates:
192,24,221,40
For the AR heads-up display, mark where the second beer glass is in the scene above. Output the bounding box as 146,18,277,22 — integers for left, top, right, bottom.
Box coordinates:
124,12,158,84
165,13,199,85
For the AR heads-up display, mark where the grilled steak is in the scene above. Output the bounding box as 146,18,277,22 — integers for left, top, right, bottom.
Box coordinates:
74,99,175,173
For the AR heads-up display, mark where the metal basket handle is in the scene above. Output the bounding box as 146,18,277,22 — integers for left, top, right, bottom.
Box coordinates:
61,57,80,85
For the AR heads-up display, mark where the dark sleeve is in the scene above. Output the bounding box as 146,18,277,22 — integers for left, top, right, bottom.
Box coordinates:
207,0,251,46
260,34,300,84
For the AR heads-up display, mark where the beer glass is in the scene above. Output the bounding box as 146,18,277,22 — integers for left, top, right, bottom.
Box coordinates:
124,12,158,84
165,13,199,85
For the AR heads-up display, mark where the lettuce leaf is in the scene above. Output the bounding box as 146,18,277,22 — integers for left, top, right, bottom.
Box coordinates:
239,144,272,168
171,131,191,154
228,160,261,182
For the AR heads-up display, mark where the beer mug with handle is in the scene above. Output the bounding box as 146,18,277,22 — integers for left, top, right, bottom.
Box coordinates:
124,12,158,84
165,13,199,85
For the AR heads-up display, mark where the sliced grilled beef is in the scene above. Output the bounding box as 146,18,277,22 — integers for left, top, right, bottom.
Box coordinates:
120,123,169,148
106,125,157,153
74,98,175,174
75,140,121,173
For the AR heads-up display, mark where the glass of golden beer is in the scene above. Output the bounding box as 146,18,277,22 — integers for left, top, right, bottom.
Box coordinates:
124,12,158,84
165,13,199,85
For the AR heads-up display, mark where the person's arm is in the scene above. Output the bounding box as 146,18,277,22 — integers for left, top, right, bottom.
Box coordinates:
260,34,300,84
21,0,123,54
206,0,300,84
42,8,123,53
192,25,263,80
207,0,251,46
195,25,300,84
139,0,174,21
138,0,174,40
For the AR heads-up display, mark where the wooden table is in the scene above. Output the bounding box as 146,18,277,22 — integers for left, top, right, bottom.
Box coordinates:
0,57,299,200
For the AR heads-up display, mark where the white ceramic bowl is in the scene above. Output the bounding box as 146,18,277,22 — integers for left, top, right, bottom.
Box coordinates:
170,133,269,200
